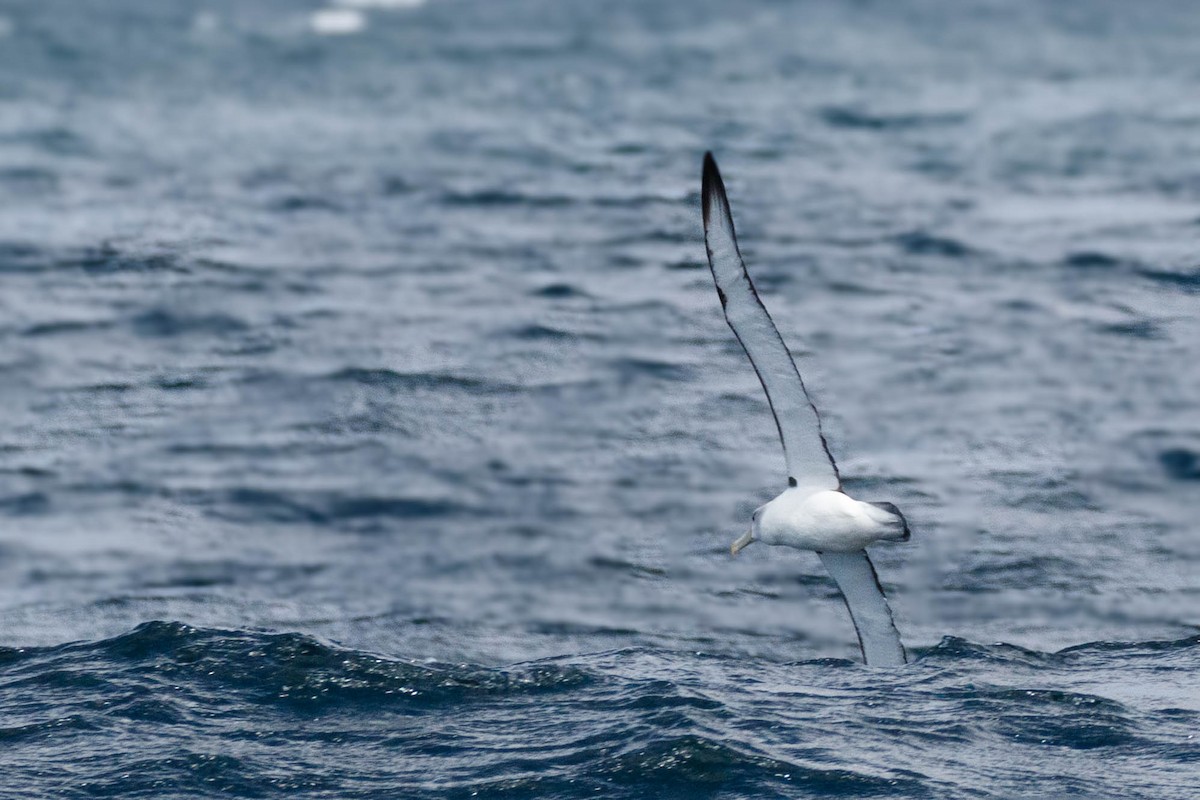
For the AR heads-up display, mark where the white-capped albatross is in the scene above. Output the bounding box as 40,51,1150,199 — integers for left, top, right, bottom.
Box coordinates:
701,152,910,667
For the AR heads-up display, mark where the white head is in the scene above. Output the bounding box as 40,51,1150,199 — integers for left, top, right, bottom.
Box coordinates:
729,502,768,555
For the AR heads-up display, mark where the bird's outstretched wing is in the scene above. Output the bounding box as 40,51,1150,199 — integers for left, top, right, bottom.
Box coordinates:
701,152,840,492
818,550,907,666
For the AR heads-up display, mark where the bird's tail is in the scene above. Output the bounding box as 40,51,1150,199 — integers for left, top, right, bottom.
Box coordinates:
867,501,910,542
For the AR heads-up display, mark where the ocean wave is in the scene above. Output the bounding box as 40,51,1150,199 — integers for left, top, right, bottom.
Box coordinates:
820,106,968,132
1138,266,1200,292
2,625,1196,797
893,230,975,258
325,366,520,393
173,486,473,525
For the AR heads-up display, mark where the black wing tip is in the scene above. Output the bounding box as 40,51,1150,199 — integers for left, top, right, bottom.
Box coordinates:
701,151,727,229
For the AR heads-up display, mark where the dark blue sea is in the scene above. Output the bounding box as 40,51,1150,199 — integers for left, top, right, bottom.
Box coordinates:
1,0,1199,796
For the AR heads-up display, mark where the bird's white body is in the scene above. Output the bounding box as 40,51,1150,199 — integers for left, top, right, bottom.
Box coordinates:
755,489,909,553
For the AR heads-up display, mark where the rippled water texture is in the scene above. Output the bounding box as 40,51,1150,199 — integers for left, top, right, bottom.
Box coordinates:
0,0,1198,796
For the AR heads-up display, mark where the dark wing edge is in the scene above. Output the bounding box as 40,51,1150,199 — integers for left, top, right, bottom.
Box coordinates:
701,152,840,490
818,550,907,667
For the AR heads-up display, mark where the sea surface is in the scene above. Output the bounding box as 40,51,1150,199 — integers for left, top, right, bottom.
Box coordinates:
1,0,1198,797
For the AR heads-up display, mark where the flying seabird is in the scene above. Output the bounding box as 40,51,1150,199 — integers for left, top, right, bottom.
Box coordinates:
701,152,910,667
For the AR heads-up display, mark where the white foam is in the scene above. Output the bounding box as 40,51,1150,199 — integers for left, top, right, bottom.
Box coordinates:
334,0,427,9
310,8,367,35
191,11,219,36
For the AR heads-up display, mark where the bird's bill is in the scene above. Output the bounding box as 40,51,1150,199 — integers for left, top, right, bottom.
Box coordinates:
730,530,755,556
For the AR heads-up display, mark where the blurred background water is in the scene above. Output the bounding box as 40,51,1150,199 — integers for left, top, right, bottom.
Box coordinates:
0,0,1198,796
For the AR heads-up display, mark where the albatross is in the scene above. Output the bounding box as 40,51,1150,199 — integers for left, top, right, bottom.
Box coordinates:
701,152,910,666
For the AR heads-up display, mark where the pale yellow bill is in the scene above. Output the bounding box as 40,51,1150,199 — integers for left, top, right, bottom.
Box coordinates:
730,530,754,556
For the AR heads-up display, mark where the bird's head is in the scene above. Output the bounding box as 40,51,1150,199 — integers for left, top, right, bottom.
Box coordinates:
730,504,765,555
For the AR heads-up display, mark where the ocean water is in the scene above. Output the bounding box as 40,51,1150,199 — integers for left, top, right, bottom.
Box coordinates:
1,0,1198,796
